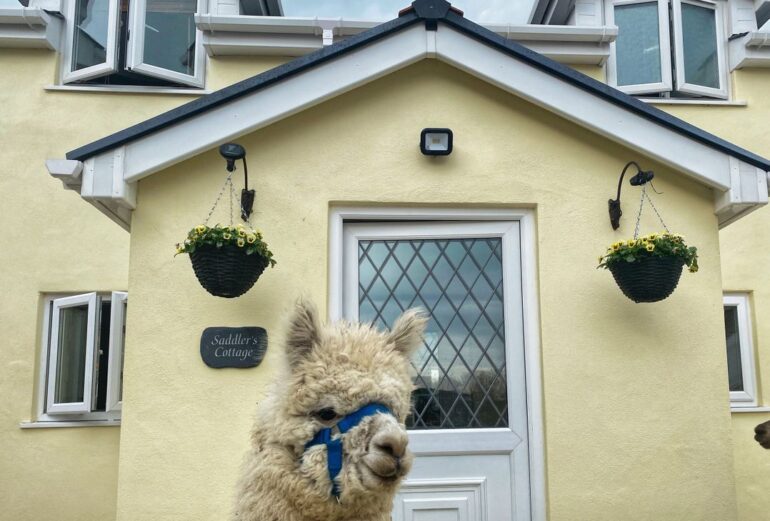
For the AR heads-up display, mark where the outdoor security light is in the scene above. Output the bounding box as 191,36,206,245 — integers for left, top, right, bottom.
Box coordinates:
420,128,453,156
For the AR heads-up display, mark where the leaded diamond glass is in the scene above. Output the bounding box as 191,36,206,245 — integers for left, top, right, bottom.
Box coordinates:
358,238,508,429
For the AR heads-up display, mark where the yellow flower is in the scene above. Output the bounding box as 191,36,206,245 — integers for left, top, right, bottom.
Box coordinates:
626,239,636,247
176,246,185,254
689,265,698,273
237,238,245,247
195,225,206,233
237,229,246,237
645,243,655,252
246,234,256,244
223,233,231,240
647,233,658,240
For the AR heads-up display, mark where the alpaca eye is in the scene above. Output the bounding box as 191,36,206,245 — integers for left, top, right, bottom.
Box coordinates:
315,408,338,422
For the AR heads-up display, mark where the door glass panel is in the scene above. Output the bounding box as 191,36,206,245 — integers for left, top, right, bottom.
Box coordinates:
143,0,197,76
681,3,719,89
72,0,110,71
614,2,662,86
724,306,743,392
359,238,508,429
54,305,90,403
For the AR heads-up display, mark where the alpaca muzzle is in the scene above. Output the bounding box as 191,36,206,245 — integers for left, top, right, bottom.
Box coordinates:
304,403,395,499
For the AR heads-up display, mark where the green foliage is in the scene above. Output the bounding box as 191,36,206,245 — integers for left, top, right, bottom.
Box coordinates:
175,224,277,267
598,232,698,273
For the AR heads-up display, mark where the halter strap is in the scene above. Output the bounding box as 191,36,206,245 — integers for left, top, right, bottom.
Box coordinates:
305,403,392,499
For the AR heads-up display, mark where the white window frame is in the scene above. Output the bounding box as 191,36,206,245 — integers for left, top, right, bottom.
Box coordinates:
105,291,127,412
36,292,126,424
606,0,673,95
328,207,547,521
606,0,728,99
126,0,207,87
61,0,120,83
45,292,98,414
724,293,758,408
671,0,728,98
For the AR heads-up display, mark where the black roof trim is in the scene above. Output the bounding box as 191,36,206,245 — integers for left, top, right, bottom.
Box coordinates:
66,11,421,161
67,0,770,172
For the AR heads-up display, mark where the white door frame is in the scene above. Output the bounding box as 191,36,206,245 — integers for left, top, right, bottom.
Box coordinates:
328,206,546,521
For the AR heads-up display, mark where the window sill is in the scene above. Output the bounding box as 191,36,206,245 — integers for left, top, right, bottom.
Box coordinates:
45,85,210,96
730,406,770,413
19,420,121,429
638,98,747,107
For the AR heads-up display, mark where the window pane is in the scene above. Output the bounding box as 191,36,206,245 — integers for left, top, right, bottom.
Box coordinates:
724,306,743,392
681,3,719,89
280,0,535,24
359,238,508,430
143,0,197,76
54,305,89,403
614,3,662,86
72,0,110,71
119,300,126,401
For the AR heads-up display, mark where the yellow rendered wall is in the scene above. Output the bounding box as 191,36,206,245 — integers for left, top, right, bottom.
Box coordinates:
0,48,288,521
120,60,736,521
644,69,770,521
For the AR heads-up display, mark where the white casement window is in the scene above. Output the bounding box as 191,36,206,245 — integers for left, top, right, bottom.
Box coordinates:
607,0,728,99
723,294,757,407
40,292,127,422
62,0,205,88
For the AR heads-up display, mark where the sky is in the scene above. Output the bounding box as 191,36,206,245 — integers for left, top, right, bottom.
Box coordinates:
281,0,538,24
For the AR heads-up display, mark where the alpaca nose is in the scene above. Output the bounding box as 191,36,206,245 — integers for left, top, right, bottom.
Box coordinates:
372,429,408,459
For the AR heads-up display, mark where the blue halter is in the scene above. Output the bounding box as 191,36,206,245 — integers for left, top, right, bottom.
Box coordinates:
304,403,392,499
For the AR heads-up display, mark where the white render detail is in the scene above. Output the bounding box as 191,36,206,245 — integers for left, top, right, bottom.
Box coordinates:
714,157,770,227
50,23,767,230
0,6,61,49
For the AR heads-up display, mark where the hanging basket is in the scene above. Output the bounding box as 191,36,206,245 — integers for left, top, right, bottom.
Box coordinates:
189,243,271,298
608,255,685,303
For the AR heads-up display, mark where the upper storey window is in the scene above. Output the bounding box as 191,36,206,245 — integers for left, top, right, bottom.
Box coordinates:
279,0,536,24
606,0,727,99
62,0,205,88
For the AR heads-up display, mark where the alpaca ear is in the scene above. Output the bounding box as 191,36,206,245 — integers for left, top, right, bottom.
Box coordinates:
286,299,321,367
388,309,428,356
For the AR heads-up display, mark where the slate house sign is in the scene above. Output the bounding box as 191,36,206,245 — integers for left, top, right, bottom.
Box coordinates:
200,327,268,368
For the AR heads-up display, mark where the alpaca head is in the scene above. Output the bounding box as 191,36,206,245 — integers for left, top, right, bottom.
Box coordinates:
268,300,427,502
755,420,770,449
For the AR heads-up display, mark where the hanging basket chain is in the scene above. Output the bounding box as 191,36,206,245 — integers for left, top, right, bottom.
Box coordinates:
633,185,646,240
643,190,670,234
204,170,235,227
203,169,255,228
633,184,670,240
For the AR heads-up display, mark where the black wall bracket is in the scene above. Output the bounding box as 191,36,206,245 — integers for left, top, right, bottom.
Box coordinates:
608,161,655,230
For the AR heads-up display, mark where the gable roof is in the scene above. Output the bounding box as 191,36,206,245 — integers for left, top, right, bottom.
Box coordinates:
66,0,770,172
50,0,769,231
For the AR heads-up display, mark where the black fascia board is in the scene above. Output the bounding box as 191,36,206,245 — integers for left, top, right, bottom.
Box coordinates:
441,10,770,172
66,11,421,161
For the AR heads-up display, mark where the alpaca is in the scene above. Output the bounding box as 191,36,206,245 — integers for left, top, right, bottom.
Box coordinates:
755,420,770,449
233,300,427,521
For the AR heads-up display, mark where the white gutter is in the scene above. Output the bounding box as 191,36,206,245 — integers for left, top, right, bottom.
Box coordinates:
729,30,770,69
195,14,617,64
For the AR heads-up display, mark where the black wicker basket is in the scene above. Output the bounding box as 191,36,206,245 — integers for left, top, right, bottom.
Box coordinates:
189,243,270,298
608,255,684,303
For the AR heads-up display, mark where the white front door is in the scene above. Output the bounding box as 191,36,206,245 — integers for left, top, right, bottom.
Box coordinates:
342,221,532,521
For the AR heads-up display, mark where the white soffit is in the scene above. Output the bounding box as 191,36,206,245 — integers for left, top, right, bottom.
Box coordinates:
51,23,767,229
